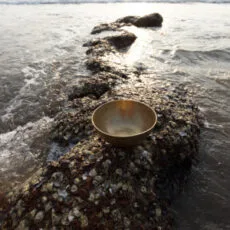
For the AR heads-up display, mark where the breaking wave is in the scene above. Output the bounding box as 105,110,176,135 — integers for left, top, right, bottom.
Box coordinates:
0,117,53,190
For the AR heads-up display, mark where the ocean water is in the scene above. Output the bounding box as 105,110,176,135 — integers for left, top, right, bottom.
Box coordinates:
1,0,230,4
0,2,230,229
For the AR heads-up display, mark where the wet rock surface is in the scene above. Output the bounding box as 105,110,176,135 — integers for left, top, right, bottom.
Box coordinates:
106,32,137,50
68,80,111,100
91,13,163,34
134,13,163,27
91,23,120,35
1,13,201,230
84,31,136,56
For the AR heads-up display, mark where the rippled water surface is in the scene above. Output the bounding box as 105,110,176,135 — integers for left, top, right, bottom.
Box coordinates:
0,3,230,229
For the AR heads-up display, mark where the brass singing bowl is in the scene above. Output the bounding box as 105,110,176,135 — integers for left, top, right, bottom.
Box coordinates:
92,100,157,147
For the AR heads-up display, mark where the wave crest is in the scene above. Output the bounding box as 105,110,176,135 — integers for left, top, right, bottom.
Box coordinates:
173,48,230,63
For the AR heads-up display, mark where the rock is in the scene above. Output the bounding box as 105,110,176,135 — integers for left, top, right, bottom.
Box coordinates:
68,81,110,100
106,32,137,50
134,13,163,27
83,39,102,47
86,58,115,74
1,14,201,230
116,13,163,28
91,13,163,34
116,16,138,24
91,23,118,34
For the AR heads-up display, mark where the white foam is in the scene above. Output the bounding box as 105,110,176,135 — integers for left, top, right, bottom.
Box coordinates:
204,120,224,129
1,65,47,123
0,116,53,182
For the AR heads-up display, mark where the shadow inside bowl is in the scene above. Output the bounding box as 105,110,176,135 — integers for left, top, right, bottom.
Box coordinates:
92,100,157,147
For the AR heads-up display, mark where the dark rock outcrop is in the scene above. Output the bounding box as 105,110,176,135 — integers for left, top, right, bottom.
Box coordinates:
115,15,138,24
91,13,163,34
134,13,163,27
84,32,136,61
106,32,137,50
86,58,112,73
116,13,163,27
91,23,118,34
85,32,136,52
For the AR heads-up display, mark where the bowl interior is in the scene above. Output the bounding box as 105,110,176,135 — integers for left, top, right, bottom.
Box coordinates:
93,100,156,137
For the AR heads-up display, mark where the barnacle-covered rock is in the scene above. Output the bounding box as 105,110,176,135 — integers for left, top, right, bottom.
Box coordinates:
68,80,110,100
3,95,200,226
1,12,201,230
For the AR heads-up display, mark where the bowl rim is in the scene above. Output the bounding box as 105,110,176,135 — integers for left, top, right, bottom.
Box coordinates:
91,99,157,138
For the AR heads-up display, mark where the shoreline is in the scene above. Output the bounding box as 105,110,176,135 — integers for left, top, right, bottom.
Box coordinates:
1,14,201,229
